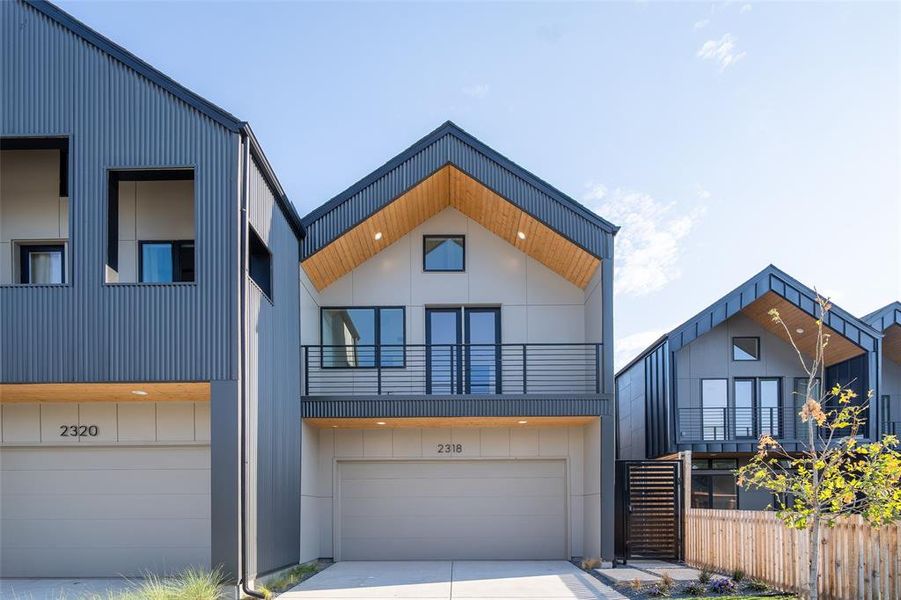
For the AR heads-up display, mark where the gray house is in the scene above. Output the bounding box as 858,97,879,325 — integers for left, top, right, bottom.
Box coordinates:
615,265,882,511
1,0,621,591
1,0,303,588
863,302,901,436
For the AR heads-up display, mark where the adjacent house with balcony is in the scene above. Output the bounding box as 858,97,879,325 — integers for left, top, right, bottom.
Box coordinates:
863,301,901,437
1,0,303,587
297,121,618,564
615,265,882,510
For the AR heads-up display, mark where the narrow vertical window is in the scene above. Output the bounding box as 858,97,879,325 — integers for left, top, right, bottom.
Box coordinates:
248,227,272,299
701,379,728,440
759,378,782,437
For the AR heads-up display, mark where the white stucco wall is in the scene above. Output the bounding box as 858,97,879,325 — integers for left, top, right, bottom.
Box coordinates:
299,422,602,563
0,149,68,284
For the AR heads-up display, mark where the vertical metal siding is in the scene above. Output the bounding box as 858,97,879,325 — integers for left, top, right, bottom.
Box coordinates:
1,0,238,382
300,132,613,261
246,158,301,576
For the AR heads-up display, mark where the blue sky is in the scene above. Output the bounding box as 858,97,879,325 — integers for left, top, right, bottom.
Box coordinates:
59,1,900,368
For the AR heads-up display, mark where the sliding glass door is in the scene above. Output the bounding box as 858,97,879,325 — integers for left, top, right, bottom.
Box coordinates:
426,307,501,394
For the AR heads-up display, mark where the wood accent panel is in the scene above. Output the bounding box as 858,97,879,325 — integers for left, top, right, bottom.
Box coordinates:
304,416,596,429
0,382,211,403
301,165,600,290
884,325,901,364
741,292,864,366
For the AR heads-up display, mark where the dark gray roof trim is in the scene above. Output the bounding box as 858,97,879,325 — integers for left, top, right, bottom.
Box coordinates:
861,301,901,333
244,125,305,239
615,265,882,383
301,395,611,419
24,0,244,132
667,265,881,353
300,121,619,261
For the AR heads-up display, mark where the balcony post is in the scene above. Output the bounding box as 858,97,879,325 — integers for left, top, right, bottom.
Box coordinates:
595,344,601,394
522,344,527,394
376,345,382,395
303,346,309,396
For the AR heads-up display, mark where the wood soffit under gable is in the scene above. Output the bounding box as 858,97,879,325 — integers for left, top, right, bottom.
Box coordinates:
300,166,601,291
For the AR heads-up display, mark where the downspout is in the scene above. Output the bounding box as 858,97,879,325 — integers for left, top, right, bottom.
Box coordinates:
239,129,266,600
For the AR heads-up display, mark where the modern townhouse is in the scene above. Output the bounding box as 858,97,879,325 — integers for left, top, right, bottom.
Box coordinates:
863,302,901,437
296,121,618,566
1,0,621,591
1,0,304,589
615,265,882,511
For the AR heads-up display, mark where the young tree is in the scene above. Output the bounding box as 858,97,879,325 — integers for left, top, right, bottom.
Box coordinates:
737,295,901,600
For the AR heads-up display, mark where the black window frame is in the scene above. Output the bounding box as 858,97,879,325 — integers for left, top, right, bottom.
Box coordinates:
758,376,783,438
422,234,465,272
18,243,66,284
691,472,739,510
700,378,729,441
138,239,195,283
248,226,272,301
319,306,407,369
733,377,757,439
732,336,761,361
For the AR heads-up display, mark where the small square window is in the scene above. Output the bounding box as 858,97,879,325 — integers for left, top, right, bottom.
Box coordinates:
139,240,194,283
18,243,65,284
732,337,760,361
423,235,464,272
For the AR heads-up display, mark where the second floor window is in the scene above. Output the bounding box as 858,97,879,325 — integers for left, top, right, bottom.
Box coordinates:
19,243,65,284
701,378,728,441
139,240,194,283
321,307,405,368
732,336,760,361
423,235,464,271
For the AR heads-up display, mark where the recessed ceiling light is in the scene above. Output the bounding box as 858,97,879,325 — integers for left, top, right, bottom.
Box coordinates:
796,328,805,334
374,231,383,241
331,425,338,428
131,390,148,396
376,421,387,426
517,231,526,240
517,420,528,424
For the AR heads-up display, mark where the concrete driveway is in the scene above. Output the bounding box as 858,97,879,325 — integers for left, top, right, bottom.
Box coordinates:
282,561,626,599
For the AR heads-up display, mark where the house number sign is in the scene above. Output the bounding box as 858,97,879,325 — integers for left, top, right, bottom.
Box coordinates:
59,425,99,437
437,443,463,454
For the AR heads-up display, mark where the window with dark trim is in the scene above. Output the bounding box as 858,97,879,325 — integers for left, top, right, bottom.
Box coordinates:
423,235,465,272
701,378,728,441
320,307,405,368
691,473,739,509
759,377,782,437
139,240,194,283
248,227,272,300
18,243,65,284
732,336,760,361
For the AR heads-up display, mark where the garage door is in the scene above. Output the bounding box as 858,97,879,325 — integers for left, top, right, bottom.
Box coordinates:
0,445,211,577
338,460,566,560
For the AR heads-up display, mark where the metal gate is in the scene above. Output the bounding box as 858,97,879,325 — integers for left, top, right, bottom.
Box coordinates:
616,460,682,560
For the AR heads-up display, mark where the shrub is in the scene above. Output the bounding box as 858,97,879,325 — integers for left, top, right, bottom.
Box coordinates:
628,576,644,592
708,577,738,595
698,569,712,584
745,578,770,592
659,571,675,590
683,580,707,596
731,568,745,583
646,583,671,597
581,558,601,570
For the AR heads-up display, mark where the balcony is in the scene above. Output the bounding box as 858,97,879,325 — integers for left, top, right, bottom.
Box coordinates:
677,406,874,444
302,343,604,398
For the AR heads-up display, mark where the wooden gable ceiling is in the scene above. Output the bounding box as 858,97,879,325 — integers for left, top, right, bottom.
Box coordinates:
741,291,865,366
883,324,901,364
301,165,601,291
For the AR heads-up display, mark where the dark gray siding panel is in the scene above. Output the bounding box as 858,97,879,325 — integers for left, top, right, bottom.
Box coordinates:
246,159,301,576
301,124,615,261
301,396,610,418
615,359,647,460
1,0,238,383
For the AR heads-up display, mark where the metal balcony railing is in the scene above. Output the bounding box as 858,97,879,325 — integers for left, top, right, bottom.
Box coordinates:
301,343,604,397
881,421,901,436
677,406,873,443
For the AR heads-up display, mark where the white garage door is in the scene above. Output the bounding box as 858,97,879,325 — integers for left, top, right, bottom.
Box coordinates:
338,460,566,560
0,445,211,577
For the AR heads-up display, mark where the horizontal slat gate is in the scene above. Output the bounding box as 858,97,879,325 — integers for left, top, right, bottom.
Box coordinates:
624,461,682,560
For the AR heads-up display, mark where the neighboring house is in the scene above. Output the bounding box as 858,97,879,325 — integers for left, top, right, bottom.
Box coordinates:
1,0,303,588
296,121,619,564
863,302,901,436
615,266,882,511
0,0,620,589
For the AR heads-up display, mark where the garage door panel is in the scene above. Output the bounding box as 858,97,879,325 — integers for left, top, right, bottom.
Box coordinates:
1,492,209,520
3,546,210,578
1,517,210,549
338,460,566,560
2,468,210,495
341,494,563,518
0,447,210,470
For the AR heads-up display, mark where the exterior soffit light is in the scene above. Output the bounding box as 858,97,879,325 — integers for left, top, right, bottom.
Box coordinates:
517,420,528,424
376,421,387,425
517,231,526,240
131,390,148,396
796,328,805,334
374,231,383,241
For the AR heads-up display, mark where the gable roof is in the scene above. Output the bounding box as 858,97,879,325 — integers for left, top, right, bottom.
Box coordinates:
862,301,901,332
22,0,304,238
300,121,618,263
616,265,881,378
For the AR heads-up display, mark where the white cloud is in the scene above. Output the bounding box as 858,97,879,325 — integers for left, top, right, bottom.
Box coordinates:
695,184,712,200
693,19,710,30
461,83,490,99
583,185,706,297
615,329,668,371
697,33,747,70
740,4,752,13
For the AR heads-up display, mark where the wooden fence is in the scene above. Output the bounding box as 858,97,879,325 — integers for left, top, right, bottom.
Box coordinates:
684,509,901,599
